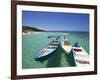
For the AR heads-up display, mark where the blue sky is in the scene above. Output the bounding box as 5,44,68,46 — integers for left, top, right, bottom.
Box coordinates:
22,11,89,32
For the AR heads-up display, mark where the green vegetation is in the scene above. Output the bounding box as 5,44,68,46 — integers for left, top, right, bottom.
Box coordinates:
22,26,44,33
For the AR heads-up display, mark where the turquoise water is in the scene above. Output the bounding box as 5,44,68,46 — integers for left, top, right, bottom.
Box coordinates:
22,32,89,69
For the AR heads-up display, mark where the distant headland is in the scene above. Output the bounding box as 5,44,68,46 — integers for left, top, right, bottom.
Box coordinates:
22,26,45,35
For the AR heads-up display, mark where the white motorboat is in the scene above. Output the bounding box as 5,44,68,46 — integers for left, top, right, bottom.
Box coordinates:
72,46,89,67
61,36,72,53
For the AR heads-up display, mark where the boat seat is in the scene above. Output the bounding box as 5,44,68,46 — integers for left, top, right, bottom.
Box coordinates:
73,48,82,52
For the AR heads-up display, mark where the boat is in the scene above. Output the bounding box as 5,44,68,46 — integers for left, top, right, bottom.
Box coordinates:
35,37,59,61
48,35,60,38
72,43,89,67
61,36,72,53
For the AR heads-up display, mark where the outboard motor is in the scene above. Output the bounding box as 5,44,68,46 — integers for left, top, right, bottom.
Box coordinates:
74,42,80,47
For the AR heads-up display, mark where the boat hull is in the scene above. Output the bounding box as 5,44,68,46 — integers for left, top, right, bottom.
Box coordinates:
72,46,89,67
61,40,72,53
61,45,72,53
35,45,59,61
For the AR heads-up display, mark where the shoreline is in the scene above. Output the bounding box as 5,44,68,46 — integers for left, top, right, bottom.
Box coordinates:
22,31,42,35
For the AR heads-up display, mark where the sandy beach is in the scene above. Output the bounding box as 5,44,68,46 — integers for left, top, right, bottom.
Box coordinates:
22,31,41,35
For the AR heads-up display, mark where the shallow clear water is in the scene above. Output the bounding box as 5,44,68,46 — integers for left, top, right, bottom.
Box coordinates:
22,32,89,69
